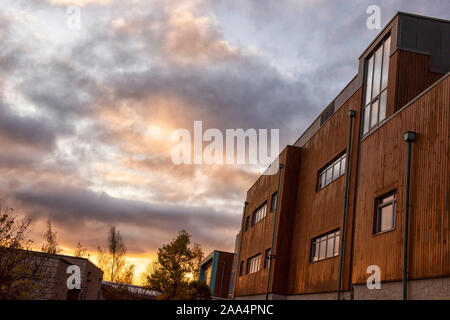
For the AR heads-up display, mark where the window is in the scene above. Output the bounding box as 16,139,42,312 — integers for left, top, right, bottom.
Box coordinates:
252,203,267,225
270,192,278,212
374,191,396,234
363,36,391,135
239,261,244,276
311,229,340,262
244,216,250,231
264,248,271,269
317,153,346,190
246,254,261,275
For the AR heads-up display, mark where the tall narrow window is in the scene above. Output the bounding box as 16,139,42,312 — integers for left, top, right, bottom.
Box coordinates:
363,36,391,135
374,191,396,234
264,248,271,269
244,216,250,231
239,261,244,276
270,192,278,212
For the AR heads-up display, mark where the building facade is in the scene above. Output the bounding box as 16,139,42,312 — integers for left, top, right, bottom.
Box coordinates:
233,12,450,300
13,250,104,300
199,250,234,298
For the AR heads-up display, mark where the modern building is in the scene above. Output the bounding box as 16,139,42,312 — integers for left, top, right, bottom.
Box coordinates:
199,250,234,299
233,12,450,300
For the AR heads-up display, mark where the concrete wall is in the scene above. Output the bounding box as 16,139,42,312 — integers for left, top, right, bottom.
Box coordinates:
354,277,450,300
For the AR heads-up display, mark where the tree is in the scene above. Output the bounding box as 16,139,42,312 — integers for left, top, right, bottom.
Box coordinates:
191,243,204,280
73,241,87,258
97,225,135,284
139,260,158,286
146,229,196,299
0,208,43,299
41,219,60,255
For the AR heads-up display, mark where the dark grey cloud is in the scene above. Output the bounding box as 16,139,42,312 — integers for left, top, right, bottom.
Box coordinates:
0,102,58,150
14,184,239,252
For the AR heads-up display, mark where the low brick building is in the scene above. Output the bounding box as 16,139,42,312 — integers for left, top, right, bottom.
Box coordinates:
0,249,103,300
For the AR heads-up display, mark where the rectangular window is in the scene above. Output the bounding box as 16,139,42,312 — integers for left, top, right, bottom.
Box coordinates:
317,153,346,190
374,191,396,234
270,192,278,212
246,254,261,275
264,248,271,269
311,229,340,262
363,36,391,135
239,261,244,276
252,202,267,225
244,216,250,231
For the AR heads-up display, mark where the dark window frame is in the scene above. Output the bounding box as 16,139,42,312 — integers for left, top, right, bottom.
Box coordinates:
246,253,261,275
264,248,271,269
373,190,397,235
244,216,250,231
270,192,278,212
317,152,346,191
310,229,340,263
362,34,391,136
239,260,244,276
252,202,267,226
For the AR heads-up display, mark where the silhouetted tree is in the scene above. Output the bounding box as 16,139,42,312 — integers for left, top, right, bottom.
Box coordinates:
0,207,43,299
146,229,206,299
192,243,204,280
97,225,135,284
73,241,87,258
41,219,60,255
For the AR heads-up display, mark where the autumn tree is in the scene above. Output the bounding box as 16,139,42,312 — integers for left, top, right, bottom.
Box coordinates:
191,243,204,280
145,229,210,299
139,260,158,286
41,219,60,255
97,225,135,284
73,241,87,258
0,208,43,299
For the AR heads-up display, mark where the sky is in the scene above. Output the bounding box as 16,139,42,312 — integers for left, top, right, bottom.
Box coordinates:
1,0,449,281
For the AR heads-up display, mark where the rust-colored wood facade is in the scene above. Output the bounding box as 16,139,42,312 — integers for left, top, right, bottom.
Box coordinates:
352,75,450,284
234,13,449,298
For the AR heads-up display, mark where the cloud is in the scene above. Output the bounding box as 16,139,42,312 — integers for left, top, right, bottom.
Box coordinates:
0,0,448,261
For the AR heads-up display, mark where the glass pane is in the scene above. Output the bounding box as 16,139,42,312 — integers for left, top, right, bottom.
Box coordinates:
381,37,391,89
340,156,346,175
325,167,332,185
372,46,383,97
320,173,326,189
334,234,340,256
371,99,379,128
326,236,334,258
365,56,374,105
379,90,387,122
312,242,318,261
319,240,326,260
363,106,370,134
381,194,394,204
333,161,340,180
380,204,394,231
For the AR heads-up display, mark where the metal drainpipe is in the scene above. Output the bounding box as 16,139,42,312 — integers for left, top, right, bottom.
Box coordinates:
403,131,416,300
337,109,356,300
265,163,284,301
233,202,248,299
219,261,226,298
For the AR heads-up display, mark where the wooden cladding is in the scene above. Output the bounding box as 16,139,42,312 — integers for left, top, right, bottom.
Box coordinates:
352,75,450,284
235,18,449,297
